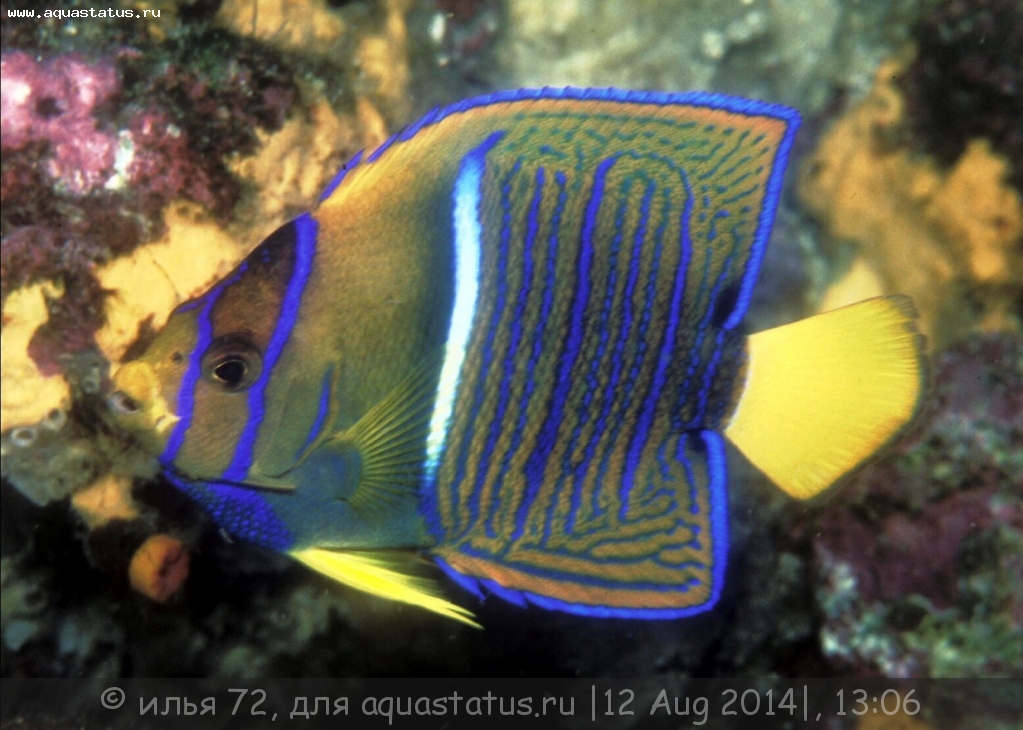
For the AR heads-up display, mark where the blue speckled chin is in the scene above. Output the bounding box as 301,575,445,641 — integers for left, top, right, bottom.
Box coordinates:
165,473,294,551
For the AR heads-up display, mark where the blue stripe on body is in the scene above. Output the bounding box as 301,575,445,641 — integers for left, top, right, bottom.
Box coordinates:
423,131,505,540
690,227,748,428
560,175,632,535
514,154,617,542
459,156,522,537
700,429,729,613
675,245,733,431
693,329,730,429
676,434,701,518
589,181,662,521
675,165,752,430
485,166,547,539
161,265,248,465
619,169,694,518
688,216,750,429
672,189,717,430
221,214,318,482
483,170,567,542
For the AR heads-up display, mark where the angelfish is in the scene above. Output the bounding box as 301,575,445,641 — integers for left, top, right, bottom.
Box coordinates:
108,88,924,626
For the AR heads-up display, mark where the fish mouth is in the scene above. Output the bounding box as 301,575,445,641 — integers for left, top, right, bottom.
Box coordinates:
106,361,180,445
153,412,182,433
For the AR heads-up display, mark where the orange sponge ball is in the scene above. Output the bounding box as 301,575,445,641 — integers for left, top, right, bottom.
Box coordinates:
129,534,190,603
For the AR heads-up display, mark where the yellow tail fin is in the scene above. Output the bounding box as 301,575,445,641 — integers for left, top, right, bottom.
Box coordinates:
290,548,480,628
724,295,925,499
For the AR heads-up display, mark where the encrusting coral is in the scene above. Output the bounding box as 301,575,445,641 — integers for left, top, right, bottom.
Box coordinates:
94,201,249,366
1,282,70,433
799,57,1023,347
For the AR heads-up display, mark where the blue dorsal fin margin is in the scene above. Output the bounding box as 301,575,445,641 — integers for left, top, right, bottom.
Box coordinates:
318,149,364,202
316,87,800,196
315,87,799,327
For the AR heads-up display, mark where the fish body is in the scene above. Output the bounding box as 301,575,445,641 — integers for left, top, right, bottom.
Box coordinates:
109,88,925,624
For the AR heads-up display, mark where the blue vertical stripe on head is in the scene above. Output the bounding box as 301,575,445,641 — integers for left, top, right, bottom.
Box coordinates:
161,265,247,465
222,214,318,482
424,131,506,503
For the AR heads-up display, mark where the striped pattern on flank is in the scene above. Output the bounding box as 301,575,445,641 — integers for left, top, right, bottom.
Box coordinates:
421,96,786,613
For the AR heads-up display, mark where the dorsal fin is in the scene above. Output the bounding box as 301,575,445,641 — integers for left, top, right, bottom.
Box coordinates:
289,548,479,627
724,295,926,499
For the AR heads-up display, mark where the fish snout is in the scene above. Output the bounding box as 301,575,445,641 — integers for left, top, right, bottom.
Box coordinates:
107,361,180,440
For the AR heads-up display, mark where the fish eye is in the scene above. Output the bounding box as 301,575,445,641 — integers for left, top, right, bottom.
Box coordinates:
201,335,262,392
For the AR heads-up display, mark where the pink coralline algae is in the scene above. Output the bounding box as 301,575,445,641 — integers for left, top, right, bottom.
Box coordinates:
120,107,223,218
1,52,120,195
0,44,296,372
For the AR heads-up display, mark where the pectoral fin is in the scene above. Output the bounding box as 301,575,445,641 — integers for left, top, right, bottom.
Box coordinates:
334,354,442,515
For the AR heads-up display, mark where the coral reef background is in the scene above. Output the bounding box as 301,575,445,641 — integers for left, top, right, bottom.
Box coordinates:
1,0,1020,718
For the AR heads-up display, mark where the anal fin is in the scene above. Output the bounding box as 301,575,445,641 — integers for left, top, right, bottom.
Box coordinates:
433,431,730,618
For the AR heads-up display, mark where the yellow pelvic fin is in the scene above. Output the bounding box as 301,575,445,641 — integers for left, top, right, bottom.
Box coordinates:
724,295,925,500
289,548,480,628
